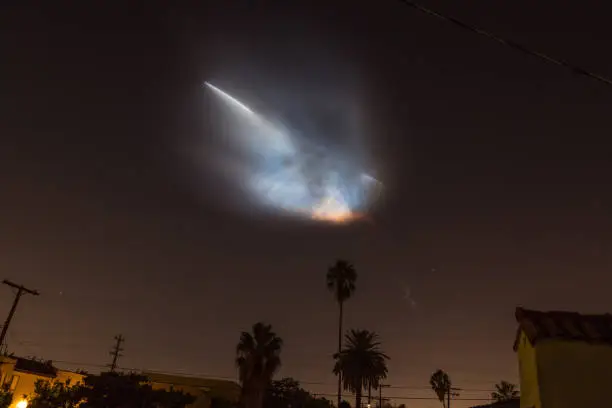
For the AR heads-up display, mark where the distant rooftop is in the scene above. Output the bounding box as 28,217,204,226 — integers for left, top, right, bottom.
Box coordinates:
514,307,612,350
143,371,240,401
471,398,519,408
13,357,58,377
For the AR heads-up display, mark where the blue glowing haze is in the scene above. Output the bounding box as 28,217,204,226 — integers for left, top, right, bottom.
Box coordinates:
204,82,380,224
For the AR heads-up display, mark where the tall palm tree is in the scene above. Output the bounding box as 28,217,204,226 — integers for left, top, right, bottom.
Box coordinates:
429,369,451,408
236,322,283,408
333,329,389,408
326,260,357,408
491,381,519,402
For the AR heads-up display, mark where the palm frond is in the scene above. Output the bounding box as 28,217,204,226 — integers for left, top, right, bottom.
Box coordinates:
326,259,357,302
333,329,389,398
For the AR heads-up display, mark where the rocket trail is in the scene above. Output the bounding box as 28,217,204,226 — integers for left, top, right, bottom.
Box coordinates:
204,81,294,156
203,81,381,224
204,82,255,116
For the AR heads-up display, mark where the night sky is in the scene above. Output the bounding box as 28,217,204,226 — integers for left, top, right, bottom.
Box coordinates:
2,2,612,407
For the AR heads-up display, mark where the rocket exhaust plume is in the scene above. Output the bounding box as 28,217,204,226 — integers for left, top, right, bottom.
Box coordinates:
203,81,381,224
205,82,255,116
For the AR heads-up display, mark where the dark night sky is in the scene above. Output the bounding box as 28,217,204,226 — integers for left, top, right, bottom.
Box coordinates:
2,2,612,407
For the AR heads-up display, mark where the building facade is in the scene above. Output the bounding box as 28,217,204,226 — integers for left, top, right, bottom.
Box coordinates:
514,307,612,408
145,371,240,408
0,356,239,408
0,356,84,408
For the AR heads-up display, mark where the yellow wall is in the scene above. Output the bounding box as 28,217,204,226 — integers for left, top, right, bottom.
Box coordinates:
13,371,84,408
9,373,51,407
55,371,85,386
536,340,612,408
516,331,541,408
517,329,612,408
0,358,84,408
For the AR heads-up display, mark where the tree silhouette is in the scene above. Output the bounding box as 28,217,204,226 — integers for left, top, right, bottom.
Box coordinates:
333,329,389,408
491,381,519,402
306,397,334,408
326,260,357,408
236,322,283,408
28,379,82,408
265,378,308,408
79,372,194,408
264,378,333,408
26,372,193,408
0,386,12,408
210,398,236,408
429,369,451,408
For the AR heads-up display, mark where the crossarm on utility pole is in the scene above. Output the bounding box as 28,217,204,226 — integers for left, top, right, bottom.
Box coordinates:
0,280,39,351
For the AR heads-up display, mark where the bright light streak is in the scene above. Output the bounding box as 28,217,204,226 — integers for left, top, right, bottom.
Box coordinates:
205,82,294,157
205,82,255,116
204,82,379,224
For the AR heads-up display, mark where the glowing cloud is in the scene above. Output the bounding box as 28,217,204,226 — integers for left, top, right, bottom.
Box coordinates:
204,82,380,224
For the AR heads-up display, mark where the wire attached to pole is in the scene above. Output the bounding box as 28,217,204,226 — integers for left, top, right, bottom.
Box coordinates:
395,0,612,87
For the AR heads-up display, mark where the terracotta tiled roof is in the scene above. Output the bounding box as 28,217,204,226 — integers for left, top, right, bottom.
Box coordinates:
513,307,612,350
470,398,519,408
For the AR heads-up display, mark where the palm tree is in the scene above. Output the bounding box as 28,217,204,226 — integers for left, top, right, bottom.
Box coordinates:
236,322,283,408
429,369,451,408
326,260,357,408
333,329,389,408
491,381,519,402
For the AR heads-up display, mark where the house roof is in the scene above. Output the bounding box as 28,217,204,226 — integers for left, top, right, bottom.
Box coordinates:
513,307,612,350
14,357,58,377
471,398,519,408
143,372,241,402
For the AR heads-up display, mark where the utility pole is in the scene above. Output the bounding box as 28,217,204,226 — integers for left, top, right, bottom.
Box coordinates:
108,334,124,372
378,384,390,408
447,386,461,408
0,280,39,351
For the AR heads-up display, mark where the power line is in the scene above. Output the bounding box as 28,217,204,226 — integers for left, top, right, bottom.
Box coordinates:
50,356,509,391
20,360,492,405
52,360,108,370
24,338,514,390
52,360,239,382
379,383,390,407
46,356,512,392
394,0,612,87
48,363,494,403
51,352,510,390
293,380,494,393
308,392,491,402
51,358,500,395
39,355,462,402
